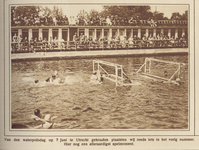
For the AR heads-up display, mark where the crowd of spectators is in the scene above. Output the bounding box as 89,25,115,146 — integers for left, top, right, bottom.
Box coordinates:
12,14,187,27
13,14,69,26
11,32,188,52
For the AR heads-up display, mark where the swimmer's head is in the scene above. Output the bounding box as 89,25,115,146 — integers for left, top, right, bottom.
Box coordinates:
93,71,97,75
54,71,58,75
34,109,40,116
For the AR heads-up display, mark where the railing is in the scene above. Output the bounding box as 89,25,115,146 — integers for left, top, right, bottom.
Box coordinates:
12,19,188,27
11,39,188,53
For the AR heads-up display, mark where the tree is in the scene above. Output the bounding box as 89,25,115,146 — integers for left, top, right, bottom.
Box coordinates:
14,6,40,19
11,6,16,26
180,10,188,20
100,6,152,19
87,9,100,19
170,12,181,20
153,11,165,20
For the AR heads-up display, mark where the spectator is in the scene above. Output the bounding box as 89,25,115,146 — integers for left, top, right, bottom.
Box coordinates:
129,17,135,26
79,33,85,44
136,16,140,26
106,16,112,26
38,37,43,49
13,33,18,43
73,32,78,42
42,38,48,48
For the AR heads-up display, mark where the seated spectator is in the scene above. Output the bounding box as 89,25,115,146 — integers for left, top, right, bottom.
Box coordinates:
42,38,48,48
13,33,18,43
53,37,58,48
33,37,39,50
148,34,154,45
108,37,114,48
63,15,69,25
124,17,128,26
101,17,106,26
35,16,40,26
48,36,53,49
79,33,85,44
142,34,147,47
29,37,34,51
73,32,78,42
17,35,22,50
92,38,98,49
88,36,93,47
133,35,138,44
23,37,29,48
122,36,128,48
115,36,120,44
95,16,101,26
38,37,43,49
106,16,112,26
128,36,134,45
59,38,65,49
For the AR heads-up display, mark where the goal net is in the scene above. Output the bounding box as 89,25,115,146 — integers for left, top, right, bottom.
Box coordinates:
137,58,185,82
93,60,131,86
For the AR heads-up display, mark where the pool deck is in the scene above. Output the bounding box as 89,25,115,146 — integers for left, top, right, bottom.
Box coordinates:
11,48,188,60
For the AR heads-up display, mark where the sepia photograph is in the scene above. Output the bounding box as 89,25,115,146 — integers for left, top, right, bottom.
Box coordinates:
10,4,189,130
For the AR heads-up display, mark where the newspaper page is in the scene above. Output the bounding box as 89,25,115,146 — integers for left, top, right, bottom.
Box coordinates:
1,0,199,149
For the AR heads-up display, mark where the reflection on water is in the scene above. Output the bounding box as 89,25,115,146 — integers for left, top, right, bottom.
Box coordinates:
11,54,188,129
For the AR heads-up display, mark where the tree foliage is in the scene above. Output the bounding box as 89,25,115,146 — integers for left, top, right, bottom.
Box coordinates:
100,6,152,19
14,6,40,19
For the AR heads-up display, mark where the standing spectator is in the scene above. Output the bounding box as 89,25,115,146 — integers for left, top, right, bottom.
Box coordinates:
13,33,18,43
42,38,48,49
23,37,29,50
136,16,140,26
48,36,53,49
106,16,112,26
79,33,85,44
63,15,69,25
150,17,157,27
73,32,78,42
95,16,100,26
128,35,134,47
33,37,39,50
110,15,115,26
53,17,57,26
115,15,119,26
53,37,58,48
129,17,135,26
29,37,34,52
38,37,43,50
17,34,22,50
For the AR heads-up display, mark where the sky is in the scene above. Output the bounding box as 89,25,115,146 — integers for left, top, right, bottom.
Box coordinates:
46,5,188,19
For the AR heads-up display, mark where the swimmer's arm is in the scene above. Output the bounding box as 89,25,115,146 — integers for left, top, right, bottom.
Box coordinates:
33,124,43,129
51,116,58,121
31,115,47,123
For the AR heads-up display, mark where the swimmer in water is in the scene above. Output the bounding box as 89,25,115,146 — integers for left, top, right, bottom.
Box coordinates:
90,71,103,84
31,109,57,129
46,71,58,82
30,109,74,129
34,71,62,84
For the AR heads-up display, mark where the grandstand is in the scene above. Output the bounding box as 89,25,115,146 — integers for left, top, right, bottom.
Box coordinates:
11,20,188,53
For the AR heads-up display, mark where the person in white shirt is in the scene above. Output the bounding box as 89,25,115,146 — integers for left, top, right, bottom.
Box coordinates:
106,16,112,26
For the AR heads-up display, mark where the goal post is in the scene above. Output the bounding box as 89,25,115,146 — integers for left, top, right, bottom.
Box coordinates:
136,58,185,83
